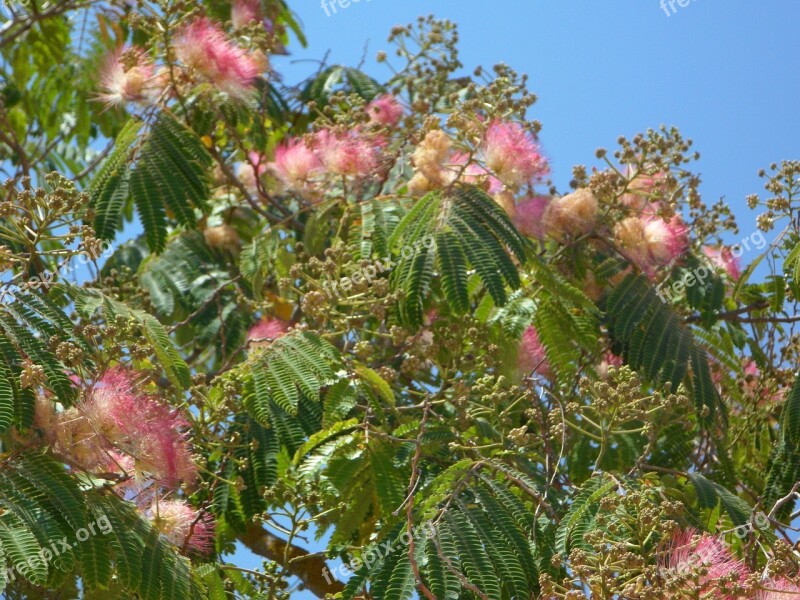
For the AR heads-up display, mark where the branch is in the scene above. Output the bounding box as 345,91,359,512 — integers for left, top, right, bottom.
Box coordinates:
237,523,344,598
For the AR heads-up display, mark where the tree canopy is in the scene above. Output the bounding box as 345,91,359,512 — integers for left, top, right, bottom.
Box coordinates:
1,1,800,598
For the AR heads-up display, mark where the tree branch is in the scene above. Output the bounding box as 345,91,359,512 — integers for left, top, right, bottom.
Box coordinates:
237,523,344,598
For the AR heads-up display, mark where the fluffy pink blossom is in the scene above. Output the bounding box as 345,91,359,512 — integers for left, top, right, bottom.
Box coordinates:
248,318,290,346
758,578,800,599
237,151,268,191
367,94,404,127
513,195,550,240
621,169,670,211
644,215,689,265
97,46,155,109
313,129,379,179
703,245,741,280
663,529,746,591
483,120,549,188
231,0,261,28
149,500,215,555
174,17,260,98
448,152,503,193
518,326,553,379
615,214,688,274
81,368,197,486
597,352,624,379
269,138,323,190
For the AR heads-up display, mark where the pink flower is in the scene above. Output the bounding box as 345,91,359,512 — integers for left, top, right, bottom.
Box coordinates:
149,500,215,555
231,0,261,28
248,318,290,346
313,129,379,179
448,152,503,193
614,214,688,275
621,169,670,211
269,138,323,191
758,578,800,599
597,352,624,379
663,529,746,591
542,188,599,240
703,245,741,280
237,151,268,191
643,215,689,266
174,17,260,98
97,46,155,109
513,195,550,240
81,368,197,486
483,120,549,188
367,94,404,127
518,326,553,379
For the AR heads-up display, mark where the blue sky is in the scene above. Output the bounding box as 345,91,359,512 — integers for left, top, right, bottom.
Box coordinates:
250,1,800,596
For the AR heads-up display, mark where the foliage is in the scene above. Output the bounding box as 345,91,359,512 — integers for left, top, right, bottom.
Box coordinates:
0,3,799,599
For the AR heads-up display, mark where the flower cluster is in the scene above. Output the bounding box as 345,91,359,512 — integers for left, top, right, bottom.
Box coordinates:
97,15,266,109
662,529,800,599
35,368,212,554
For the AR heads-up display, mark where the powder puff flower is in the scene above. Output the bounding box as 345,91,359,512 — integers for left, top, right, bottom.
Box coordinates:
643,215,689,266
513,195,550,240
97,46,155,109
703,245,741,280
269,138,323,191
597,352,624,380
448,152,503,193
248,318,290,349
411,130,454,188
483,120,549,188
313,129,379,179
236,151,268,192
81,368,197,486
662,529,746,590
758,578,800,599
542,188,599,240
367,94,404,127
231,0,261,28
614,215,688,274
173,17,260,98
149,500,216,555
621,169,670,211
518,326,553,379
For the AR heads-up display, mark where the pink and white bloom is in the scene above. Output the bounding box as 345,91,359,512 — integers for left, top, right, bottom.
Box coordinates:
513,195,550,240
663,529,746,591
231,0,261,28
758,578,800,599
97,46,155,109
237,151,268,192
248,318,290,347
643,215,689,265
483,120,549,188
703,245,741,280
542,188,599,240
149,500,215,555
67,368,197,486
518,326,553,379
173,17,260,98
313,129,379,179
614,214,688,274
621,169,670,211
269,138,323,191
367,94,404,127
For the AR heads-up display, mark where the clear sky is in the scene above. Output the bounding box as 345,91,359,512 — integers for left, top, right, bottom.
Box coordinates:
250,1,800,596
